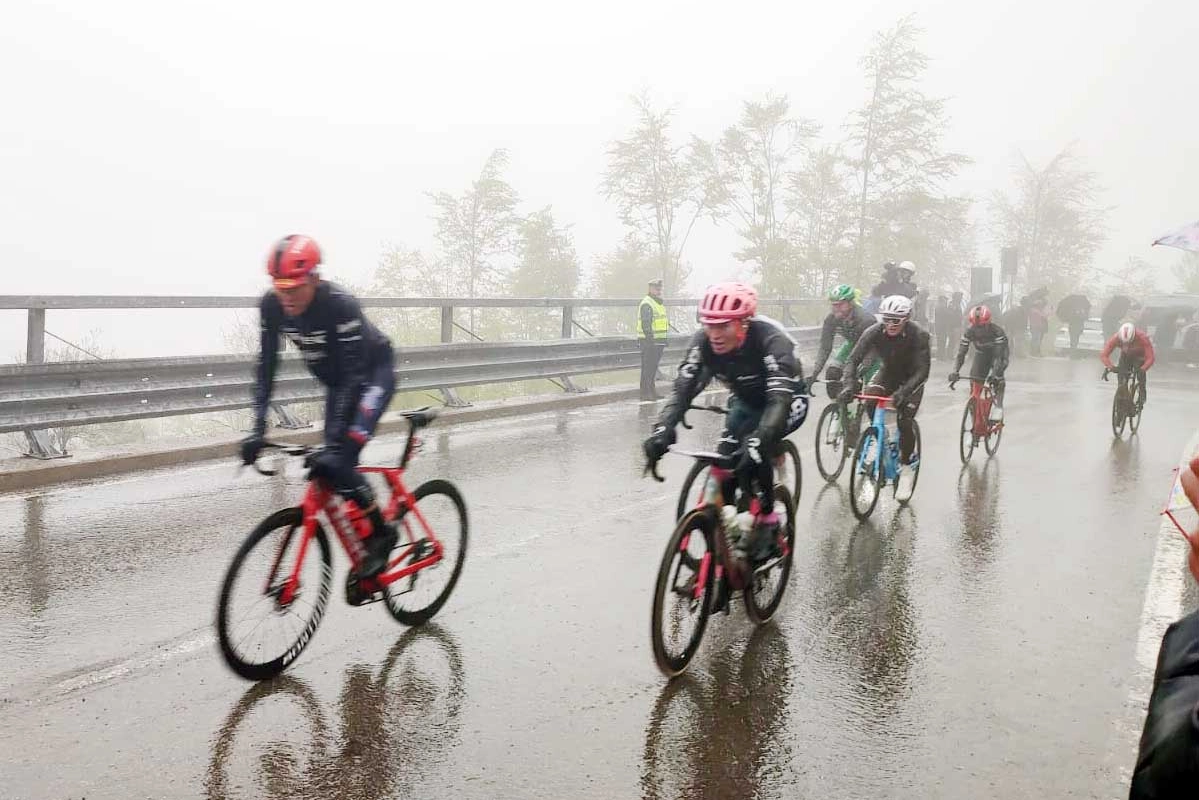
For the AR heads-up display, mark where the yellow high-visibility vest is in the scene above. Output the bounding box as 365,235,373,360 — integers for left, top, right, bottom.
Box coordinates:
638,295,668,340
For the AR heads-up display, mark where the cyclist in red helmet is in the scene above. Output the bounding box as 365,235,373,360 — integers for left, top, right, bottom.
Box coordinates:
948,304,1010,415
241,235,399,581
1101,321,1155,411
643,281,808,567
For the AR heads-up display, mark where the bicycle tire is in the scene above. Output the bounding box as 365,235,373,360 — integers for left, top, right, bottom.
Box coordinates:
383,479,469,627
959,398,977,465
814,403,848,482
676,460,709,520
777,439,802,510
651,508,716,677
1111,386,1127,438
983,398,1003,456
743,484,796,623
1129,376,1143,435
217,507,333,681
849,428,883,520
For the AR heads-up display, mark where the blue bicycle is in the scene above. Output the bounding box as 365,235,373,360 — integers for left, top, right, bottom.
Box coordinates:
848,393,922,520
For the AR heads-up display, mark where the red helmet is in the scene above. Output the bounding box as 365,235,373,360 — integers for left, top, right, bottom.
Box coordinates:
267,235,322,289
967,305,992,326
698,282,758,324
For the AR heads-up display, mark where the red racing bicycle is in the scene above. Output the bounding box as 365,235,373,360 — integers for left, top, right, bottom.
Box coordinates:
953,377,1003,464
217,407,468,681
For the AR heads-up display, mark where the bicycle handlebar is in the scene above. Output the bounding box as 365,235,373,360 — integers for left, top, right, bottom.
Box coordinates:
248,442,313,477
854,393,893,408
679,402,728,430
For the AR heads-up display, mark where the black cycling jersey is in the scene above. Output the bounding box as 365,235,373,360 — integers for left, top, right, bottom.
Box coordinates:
658,318,804,445
845,320,931,396
870,278,918,299
811,305,877,376
252,282,393,443
952,322,1009,376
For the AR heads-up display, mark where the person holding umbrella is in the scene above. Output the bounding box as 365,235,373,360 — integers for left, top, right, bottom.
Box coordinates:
1056,293,1092,353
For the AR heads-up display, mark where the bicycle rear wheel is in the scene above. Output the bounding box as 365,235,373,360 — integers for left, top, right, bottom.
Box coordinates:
651,508,716,677
774,439,802,509
983,396,1003,456
383,479,469,626
1129,376,1143,434
217,508,333,681
676,460,710,520
744,485,796,623
814,403,848,482
959,398,977,464
849,428,883,520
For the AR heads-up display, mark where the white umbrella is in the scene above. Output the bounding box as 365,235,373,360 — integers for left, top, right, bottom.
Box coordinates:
1152,220,1199,252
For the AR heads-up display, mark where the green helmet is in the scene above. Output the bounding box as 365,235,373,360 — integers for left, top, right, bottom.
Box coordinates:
828,284,856,303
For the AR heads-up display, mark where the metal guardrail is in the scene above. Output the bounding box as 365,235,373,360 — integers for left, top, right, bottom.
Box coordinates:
0,328,821,447
0,294,816,459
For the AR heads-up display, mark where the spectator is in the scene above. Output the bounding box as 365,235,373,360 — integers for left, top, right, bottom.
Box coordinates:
638,277,668,401
1103,294,1134,340
1028,298,1050,357
1056,293,1091,353
1129,455,1199,798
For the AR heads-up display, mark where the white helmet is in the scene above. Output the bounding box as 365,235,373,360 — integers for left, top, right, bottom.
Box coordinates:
1118,322,1136,344
897,260,916,279
879,295,914,320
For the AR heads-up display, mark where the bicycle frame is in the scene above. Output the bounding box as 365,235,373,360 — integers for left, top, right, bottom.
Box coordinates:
270,428,446,605
970,380,999,438
856,396,900,482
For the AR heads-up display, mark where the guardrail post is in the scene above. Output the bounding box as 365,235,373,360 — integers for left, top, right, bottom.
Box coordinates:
26,309,45,364
437,303,470,407
557,303,586,393
22,308,68,459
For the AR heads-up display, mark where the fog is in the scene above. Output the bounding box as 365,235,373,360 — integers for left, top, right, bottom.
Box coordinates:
2,0,1196,359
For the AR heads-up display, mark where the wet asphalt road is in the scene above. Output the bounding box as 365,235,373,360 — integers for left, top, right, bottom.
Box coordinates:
2,355,1198,799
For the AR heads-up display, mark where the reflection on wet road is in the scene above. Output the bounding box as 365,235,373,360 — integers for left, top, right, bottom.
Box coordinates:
1,357,1197,799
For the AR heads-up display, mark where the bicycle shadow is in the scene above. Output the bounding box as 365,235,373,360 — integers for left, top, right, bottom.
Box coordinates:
640,624,793,800
205,624,465,800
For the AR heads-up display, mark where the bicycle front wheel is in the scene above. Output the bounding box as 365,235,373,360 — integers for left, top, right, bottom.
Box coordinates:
651,508,716,677
814,403,848,482
1111,387,1128,438
1129,377,1143,435
849,428,883,520
959,398,977,465
217,508,333,681
384,479,469,627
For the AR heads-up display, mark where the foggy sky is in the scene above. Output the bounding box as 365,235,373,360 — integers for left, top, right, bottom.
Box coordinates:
2,0,1196,358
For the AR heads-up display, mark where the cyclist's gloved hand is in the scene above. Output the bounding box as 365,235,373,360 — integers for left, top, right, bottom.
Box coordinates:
947,371,960,386
642,425,675,464
837,382,858,405
1102,368,1111,381
735,436,764,473
240,434,264,466
891,389,910,409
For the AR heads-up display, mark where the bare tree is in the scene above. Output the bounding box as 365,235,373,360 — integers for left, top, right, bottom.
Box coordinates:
989,145,1110,298
602,94,716,297
698,94,818,294
846,15,971,283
